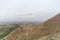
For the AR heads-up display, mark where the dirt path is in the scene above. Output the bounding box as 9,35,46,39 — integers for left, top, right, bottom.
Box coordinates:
1,24,60,40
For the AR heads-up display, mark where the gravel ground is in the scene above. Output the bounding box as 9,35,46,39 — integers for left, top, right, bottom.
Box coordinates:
38,32,60,40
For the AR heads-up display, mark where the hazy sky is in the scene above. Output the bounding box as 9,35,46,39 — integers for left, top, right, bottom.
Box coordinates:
0,0,60,22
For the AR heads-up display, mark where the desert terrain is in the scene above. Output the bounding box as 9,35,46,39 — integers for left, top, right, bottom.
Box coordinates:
0,14,60,40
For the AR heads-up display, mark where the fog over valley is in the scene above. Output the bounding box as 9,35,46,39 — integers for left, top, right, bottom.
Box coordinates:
0,0,60,23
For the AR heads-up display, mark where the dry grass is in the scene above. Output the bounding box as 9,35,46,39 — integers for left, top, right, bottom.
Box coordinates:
3,24,50,40
2,14,60,40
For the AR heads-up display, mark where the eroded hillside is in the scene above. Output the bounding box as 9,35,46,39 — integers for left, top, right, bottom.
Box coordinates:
1,14,60,40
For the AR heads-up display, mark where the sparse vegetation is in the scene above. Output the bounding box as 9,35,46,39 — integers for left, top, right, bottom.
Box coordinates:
0,14,60,40
0,24,21,39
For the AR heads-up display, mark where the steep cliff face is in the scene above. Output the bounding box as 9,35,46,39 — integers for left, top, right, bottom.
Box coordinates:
2,13,60,40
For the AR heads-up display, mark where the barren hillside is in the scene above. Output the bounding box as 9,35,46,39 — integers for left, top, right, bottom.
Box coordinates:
1,13,60,40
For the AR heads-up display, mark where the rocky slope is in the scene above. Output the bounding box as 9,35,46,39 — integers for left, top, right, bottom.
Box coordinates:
2,13,60,40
